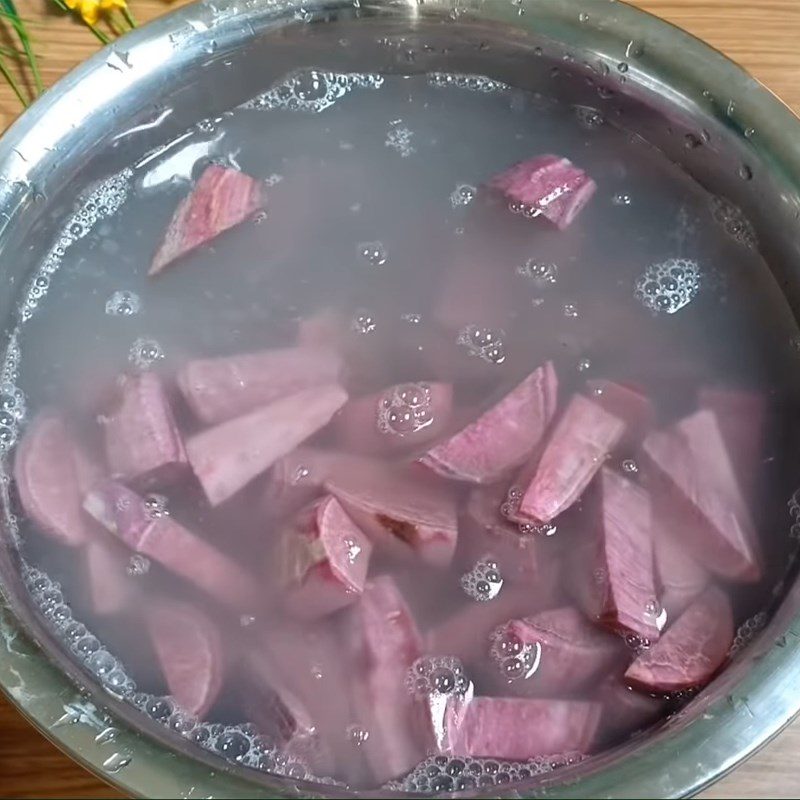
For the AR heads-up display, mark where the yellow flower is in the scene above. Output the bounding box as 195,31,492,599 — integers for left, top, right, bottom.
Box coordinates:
65,0,128,26
64,0,100,25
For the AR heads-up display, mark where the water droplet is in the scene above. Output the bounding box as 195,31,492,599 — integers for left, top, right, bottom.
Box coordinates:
357,240,387,267
450,183,476,208
457,325,507,364
351,309,377,334
385,120,415,157
563,302,579,318
128,337,164,369
579,11,589,22
739,164,753,181
635,258,700,314
617,62,629,73
461,558,504,601
612,192,632,206
376,382,434,436
126,554,150,576
575,105,604,129
239,614,256,627
517,259,558,286
143,493,169,520
105,290,141,317
577,358,591,372
401,312,422,324
95,727,119,745
407,656,470,698
621,458,638,474
102,752,131,773
347,724,370,745
744,127,755,139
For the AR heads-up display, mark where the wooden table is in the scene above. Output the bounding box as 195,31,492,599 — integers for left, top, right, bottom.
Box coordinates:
1,0,800,797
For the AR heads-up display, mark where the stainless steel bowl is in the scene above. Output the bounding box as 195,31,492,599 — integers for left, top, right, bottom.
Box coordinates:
2,1,800,797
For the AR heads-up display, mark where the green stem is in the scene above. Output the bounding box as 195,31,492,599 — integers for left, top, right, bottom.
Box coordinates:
121,6,136,28
1,0,43,96
0,54,28,107
88,23,111,44
50,0,68,9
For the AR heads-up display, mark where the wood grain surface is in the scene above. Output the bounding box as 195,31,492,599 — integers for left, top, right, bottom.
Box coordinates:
1,0,800,798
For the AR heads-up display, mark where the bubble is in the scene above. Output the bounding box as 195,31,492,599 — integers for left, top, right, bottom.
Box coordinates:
577,358,592,372
575,105,604,129
709,197,757,248
242,69,383,113
143,493,169,520
622,458,639,474
391,752,582,792
634,258,701,314
563,302,579,318
376,382,433,437
450,183,476,208
385,120,415,157
623,632,651,652
88,650,118,676
126,554,150,576
129,337,164,368
489,625,542,682
407,656,470,698
146,697,173,721
461,558,504,601
216,731,250,761
612,192,632,206
729,611,768,657
357,240,387,267
401,312,422,324
75,635,101,656
169,712,197,734
457,325,507,364
517,259,558,286
427,72,509,93
351,309,377,334
347,724,370,746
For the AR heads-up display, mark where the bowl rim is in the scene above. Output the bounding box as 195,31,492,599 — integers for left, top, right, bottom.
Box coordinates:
2,0,800,798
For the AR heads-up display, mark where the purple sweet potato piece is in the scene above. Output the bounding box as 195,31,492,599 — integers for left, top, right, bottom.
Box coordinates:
15,412,101,546
642,409,761,582
490,607,624,695
596,679,665,744
150,165,263,275
333,382,453,455
279,495,373,620
426,582,561,665
519,394,626,523
420,363,558,484
488,155,597,230
148,601,223,718
586,379,655,447
578,468,660,640
177,346,343,425
442,696,601,759
243,623,356,780
186,383,347,506
625,586,733,693
698,387,765,501
84,481,259,609
103,372,187,486
326,461,458,568
261,448,375,519
652,488,709,620
84,540,132,616
345,576,429,784
463,484,539,579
